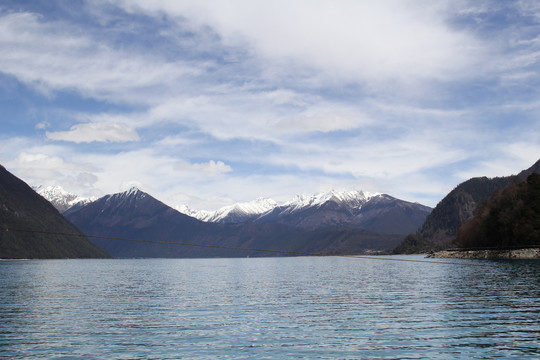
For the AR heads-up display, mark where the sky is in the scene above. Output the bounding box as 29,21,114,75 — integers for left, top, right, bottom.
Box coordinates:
1,0,540,211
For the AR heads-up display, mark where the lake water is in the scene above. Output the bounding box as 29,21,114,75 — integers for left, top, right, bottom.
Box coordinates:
1,255,539,359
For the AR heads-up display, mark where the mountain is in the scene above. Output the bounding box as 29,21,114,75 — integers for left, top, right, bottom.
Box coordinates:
180,197,278,223
65,188,404,258
0,165,110,259
256,190,430,234
35,185,96,212
393,158,540,253
454,173,540,249
64,187,208,257
182,189,432,234
258,190,377,228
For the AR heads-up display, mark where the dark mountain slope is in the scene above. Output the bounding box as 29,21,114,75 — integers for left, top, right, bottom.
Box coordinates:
64,188,207,257
455,173,540,249
354,195,431,234
419,176,512,245
0,165,109,259
394,158,540,253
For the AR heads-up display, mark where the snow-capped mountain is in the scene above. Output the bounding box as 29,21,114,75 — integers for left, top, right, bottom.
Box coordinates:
178,198,278,223
63,187,205,257
40,182,431,236
64,187,405,258
255,190,432,233
279,189,377,214
103,186,148,205
180,190,377,222
179,189,431,234
34,185,96,213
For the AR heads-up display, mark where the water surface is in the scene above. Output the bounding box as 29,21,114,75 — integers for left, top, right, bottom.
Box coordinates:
1,256,539,359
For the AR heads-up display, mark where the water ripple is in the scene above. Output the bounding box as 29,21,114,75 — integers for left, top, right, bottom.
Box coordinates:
1,256,539,359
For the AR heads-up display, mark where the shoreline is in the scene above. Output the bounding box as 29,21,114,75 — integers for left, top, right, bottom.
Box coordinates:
427,248,540,259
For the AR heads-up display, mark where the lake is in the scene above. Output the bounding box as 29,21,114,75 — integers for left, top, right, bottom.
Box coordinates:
1,255,539,359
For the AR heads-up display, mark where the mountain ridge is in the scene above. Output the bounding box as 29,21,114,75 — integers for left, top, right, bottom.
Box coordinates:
64,188,406,258
177,189,431,234
41,186,431,235
176,189,380,222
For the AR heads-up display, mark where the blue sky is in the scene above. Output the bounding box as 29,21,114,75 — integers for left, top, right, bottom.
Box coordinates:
1,0,540,211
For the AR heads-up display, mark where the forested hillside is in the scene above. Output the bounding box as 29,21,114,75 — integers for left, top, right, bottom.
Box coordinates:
393,159,540,253
455,173,540,249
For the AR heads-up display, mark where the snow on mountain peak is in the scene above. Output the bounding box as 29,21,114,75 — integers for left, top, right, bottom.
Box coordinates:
284,189,379,209
126,186,143,196
185,197,278,223
235,197,278,213
35,185,74,201
108,186,147,203
34,185,96,212
178,189,381,223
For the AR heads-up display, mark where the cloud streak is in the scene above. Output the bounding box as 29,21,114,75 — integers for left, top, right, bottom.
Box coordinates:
0,11,199,103
46,123,140,143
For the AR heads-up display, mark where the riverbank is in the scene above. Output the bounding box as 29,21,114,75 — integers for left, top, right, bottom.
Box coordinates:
427,248,540,259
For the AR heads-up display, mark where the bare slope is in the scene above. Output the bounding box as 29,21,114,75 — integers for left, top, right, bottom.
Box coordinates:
0,165,109,259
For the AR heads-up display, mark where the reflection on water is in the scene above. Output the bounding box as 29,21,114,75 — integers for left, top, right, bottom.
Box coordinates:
1,256,539,359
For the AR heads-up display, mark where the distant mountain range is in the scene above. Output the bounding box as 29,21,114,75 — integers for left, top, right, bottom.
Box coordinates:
28,185,432,258
178,197,278,223
176,189,431,234
62,187,409,258
0,166,109,259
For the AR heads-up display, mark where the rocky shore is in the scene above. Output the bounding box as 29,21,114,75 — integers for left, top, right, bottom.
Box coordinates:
427,248,540,259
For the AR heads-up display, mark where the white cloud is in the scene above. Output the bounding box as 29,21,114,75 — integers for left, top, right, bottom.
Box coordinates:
35,121,50,129
118,0,483,86
10,151,93,173
4,150,98,192
2,148,217,199
270,112,362,133
46,122,140,143
14,152,65,169
267,136,468,179
456,141,540,180
119,180,144,192
189,160,232,177
0,12,198,103
102,90,372,143
76,172,99,187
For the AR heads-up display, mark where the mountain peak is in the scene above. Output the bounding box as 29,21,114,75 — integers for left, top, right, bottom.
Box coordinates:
125,186,144,197
34,185,96,213
107,187,148,204
181,189,389,224
284,189,379,209
184,197,278,223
